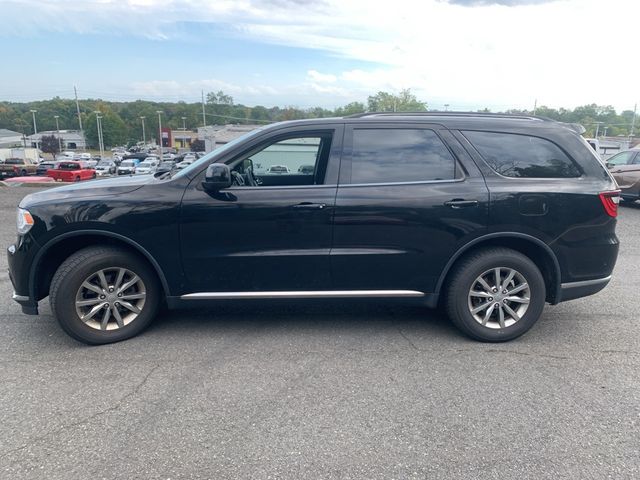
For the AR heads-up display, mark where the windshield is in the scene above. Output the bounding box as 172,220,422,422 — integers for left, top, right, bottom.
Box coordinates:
172,126,268,178
138,162,152,168
121,160,135,167
97,161,112,166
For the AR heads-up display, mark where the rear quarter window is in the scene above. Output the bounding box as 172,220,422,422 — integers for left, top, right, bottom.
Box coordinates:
463,130,580,178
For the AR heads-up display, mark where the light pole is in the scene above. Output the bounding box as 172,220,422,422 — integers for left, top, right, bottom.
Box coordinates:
156,110,163,154
98,116,104,159
54,115,62,155
140,116,146,145
444,104,450,112
181,116,187,148
30,109,38,148
94,111,104,159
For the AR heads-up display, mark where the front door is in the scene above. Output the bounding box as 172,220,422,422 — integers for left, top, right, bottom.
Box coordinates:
180,126,343,293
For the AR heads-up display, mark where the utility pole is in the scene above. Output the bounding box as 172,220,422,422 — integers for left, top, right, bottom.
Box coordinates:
156,110,163,153
201,90,206,127
533,99,537,116
595,121,602,139
74,85,83,131
54,115,62,154
140,116,146,145
630,103,637,138
444,104,450,112
30,109,38,148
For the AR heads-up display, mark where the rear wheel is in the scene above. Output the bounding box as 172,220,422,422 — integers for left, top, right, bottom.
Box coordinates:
50,246,161,344
74,176,80,182
446,248,546,342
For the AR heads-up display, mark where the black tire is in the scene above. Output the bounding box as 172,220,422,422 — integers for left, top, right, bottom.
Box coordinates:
74,176,80,182
49,246,161,345
445,247,546,342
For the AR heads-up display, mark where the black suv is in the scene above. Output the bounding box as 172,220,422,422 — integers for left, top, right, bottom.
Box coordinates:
8,113,620,344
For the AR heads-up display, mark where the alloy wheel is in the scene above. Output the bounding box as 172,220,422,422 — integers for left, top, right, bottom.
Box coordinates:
75,267,146,331
467,267,530,329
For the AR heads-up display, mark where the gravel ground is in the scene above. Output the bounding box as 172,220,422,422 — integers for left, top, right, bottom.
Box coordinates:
0,185,639,479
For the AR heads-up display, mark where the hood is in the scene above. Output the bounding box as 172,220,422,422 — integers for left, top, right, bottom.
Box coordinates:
20,175,154,207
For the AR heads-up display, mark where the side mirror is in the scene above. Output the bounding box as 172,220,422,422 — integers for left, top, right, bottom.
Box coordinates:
202,163,232,192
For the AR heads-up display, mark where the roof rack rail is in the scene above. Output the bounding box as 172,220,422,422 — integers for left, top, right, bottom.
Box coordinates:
345,111,551,121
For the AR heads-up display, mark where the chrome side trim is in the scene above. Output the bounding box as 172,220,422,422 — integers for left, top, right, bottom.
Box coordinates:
560,276,612,289
12,292,30,302
181,290,425,300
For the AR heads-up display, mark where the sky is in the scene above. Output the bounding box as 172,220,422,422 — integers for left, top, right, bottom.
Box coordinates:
0,0,638,112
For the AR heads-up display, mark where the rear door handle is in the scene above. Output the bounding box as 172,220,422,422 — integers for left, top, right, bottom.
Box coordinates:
444,199,479,209
293,202,326,210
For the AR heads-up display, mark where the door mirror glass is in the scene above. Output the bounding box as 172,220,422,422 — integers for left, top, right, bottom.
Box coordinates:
202,163,232,191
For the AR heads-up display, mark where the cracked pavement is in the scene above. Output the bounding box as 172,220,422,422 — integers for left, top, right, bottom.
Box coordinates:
1,185,639,479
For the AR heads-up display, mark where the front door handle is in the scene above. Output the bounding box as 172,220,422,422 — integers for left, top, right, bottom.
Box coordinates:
444,199,479,209
293,202,326,210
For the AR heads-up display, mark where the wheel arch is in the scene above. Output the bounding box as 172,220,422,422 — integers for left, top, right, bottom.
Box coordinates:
435,233,561,305
30,230,171,301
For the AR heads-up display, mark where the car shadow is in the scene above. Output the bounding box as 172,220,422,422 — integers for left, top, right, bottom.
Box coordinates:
146,299,461,342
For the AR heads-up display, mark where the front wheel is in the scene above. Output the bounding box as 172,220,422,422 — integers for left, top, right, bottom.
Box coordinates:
49,246,160,344
446,247,546,342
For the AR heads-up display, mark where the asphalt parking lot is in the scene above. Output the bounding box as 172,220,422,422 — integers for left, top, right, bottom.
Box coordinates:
0,185,639,479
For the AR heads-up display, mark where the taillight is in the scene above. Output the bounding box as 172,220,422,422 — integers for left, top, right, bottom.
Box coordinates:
599,191,620,218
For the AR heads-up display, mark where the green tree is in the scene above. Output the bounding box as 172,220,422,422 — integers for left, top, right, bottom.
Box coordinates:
85,109,127,148
334,101,366,116
190,139,205,152
206,90,234,105
367,89,427,112
40,134,61,158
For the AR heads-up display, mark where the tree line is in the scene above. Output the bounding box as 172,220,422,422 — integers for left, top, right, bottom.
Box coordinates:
0,89,637,148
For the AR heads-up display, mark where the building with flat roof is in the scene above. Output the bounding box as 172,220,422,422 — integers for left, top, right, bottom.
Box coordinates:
27,130,86,150
197,124,263,152
0,129,25,148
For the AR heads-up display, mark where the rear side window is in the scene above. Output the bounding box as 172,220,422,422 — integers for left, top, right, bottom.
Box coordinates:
463,131,580,178
350,129,456,184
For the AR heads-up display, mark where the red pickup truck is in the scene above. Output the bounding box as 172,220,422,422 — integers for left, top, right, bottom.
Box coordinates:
47,161,96,182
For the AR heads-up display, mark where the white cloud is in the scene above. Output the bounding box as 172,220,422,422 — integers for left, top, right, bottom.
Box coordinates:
2,0,639,110
307,70,337,83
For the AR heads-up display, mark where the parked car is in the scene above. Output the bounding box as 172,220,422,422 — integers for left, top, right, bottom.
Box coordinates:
605,149,640,201
36,161,57,176
155,161,176,176
267,165,290,174
46,161,96,182
175,159,193,170
134,161,157,175
298,165,315,174
95,160,117,176
117,159,139,175
0,158,37,178
7,113,620,345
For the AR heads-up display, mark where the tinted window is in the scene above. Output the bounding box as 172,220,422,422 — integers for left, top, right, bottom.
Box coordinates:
350,129,455,184
464,131,580,178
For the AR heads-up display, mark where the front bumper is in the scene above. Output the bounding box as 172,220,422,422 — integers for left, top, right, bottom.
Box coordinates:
7,239,39,315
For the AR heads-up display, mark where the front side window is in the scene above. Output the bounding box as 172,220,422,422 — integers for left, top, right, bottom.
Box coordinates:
231,135,331,187
463,130,580,178
349,129,456,184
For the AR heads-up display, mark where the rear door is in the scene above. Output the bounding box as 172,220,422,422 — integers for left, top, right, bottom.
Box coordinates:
331,123,489,294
